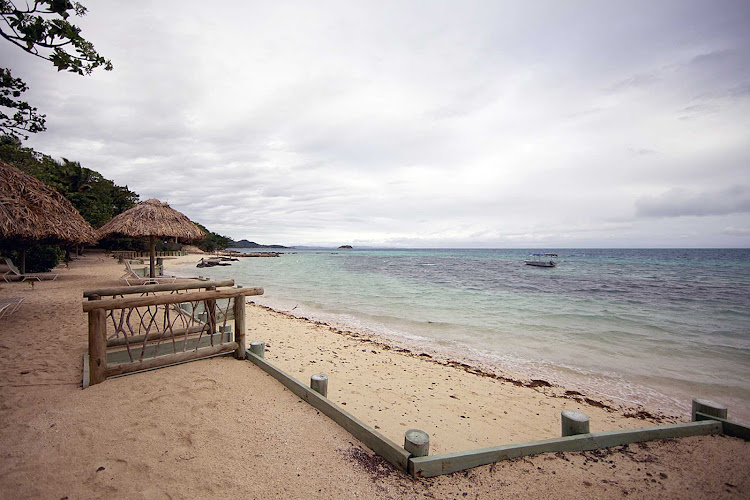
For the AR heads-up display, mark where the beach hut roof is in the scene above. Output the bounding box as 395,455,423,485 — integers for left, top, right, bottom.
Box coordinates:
97,198,206,241
0,160,98,244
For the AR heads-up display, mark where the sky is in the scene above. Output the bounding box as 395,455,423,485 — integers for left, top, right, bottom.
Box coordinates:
2,0,749,248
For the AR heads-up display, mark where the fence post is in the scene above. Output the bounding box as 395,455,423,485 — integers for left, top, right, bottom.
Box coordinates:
561,410,590,436
311,373,328,397
88,308,107,385
404,429,430,457
692,398,727,421
233,294,246,358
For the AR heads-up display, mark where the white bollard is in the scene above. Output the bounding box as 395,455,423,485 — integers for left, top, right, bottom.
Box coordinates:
561,410,590,436
249,341,265,358
310,373,328,397
404,429,430,457
692,398,728,421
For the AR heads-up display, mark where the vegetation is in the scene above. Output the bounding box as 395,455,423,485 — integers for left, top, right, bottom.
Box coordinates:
1,0,111,139
5,244,62,272
0,141,138,228
194,223,233,253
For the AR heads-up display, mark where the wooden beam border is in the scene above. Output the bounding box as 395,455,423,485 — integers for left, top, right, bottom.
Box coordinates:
408,420,722,478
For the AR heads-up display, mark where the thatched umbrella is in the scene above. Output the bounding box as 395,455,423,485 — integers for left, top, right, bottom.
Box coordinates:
97,198,205,278
0,161,97,272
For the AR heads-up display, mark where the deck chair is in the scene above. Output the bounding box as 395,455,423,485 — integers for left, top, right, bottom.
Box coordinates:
0,297,24,318
121,260,177,286
2,258,58,282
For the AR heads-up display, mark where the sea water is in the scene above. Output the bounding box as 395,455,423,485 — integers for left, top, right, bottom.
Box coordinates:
171,248,750,422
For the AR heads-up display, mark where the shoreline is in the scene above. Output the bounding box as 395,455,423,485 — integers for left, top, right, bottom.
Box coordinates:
242,300,678,454
165,251,749,427
165,253,696,443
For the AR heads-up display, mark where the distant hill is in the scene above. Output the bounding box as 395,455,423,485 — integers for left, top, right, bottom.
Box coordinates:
230,239,289,249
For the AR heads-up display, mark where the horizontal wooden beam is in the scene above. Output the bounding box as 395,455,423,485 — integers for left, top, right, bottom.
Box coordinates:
104,342,237,378
408,420,722,478
107,332,227,363
245,351,411,471
84,279,236,298
83,287,262,312
107,325,208,347
695,412,750,441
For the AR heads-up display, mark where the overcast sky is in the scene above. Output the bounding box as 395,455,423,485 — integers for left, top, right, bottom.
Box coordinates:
3,1,750,247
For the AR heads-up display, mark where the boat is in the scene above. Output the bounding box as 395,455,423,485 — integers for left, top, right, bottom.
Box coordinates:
525,253,558,267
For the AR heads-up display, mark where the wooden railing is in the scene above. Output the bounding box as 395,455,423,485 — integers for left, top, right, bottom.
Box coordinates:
82,284,263,385
110,250,188,260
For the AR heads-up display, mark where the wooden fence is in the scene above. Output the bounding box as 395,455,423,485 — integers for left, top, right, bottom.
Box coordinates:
82,282,262,385
111,250,188,260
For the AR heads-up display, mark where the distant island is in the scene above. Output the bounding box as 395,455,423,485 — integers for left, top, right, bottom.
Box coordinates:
338,245,353,249
230,239,289,249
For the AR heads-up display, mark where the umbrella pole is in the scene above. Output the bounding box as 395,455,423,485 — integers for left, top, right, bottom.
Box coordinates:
20,248,26,274
149,235,156,278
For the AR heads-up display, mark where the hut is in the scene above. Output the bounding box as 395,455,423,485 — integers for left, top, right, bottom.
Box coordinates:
97,199,205,278
0,161,97,272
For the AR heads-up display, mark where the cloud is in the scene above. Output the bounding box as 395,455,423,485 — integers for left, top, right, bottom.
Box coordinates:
636,186,750,217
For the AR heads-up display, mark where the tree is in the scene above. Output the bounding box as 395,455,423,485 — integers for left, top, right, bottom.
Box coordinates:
0,141,139,227
1,1,111,139
0,68,46,139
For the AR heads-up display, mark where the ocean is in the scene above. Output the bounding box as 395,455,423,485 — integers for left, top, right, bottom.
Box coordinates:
170,248,750,423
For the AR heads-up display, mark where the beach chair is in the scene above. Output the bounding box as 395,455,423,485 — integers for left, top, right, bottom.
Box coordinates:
0,297,24,318
2,258,58,283
121,260,177,286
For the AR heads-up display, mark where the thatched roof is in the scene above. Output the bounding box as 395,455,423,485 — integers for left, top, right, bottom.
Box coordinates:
0,161,98,244
97,199,206,241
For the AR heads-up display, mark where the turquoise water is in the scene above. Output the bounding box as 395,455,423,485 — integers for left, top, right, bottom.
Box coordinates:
170,248,750,422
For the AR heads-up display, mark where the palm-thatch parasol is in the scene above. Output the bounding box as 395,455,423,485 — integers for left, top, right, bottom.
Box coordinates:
97,198,205,277
0,161,97,272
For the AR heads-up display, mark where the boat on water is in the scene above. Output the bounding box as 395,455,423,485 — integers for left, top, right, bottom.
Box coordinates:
524,253,558,267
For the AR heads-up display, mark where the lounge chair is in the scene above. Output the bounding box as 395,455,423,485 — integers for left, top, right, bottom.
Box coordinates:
0,297,24,318
121,260,177,285
2,258,58,282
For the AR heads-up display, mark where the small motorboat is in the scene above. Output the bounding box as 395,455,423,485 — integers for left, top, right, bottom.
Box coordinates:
525,253,558,267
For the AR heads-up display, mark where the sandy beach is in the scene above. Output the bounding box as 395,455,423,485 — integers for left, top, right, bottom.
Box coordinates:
0,250,748,499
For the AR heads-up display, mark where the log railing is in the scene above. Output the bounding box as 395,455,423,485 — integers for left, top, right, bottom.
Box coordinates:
83,286,263,385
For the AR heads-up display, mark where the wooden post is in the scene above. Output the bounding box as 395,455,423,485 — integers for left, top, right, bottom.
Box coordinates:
88,308,107,385
310,373,328,397
404,429,430,457
692,398,728,421
149,235,156,278
249,341,264,358
561,410,590,436
234,294,246,359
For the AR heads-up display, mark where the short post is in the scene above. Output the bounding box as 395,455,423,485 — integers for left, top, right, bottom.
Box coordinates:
233,294,246,359
310,373,328,397
87,308,107,386
404,429,430,457
249,341,264,358
692,398,728,421
561,410,590,436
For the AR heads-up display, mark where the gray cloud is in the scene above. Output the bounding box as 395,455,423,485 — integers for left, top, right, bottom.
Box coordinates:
636,186,750,217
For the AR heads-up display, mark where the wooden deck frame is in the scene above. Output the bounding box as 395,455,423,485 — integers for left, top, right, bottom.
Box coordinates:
245,348,748,479
83,287,261,385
